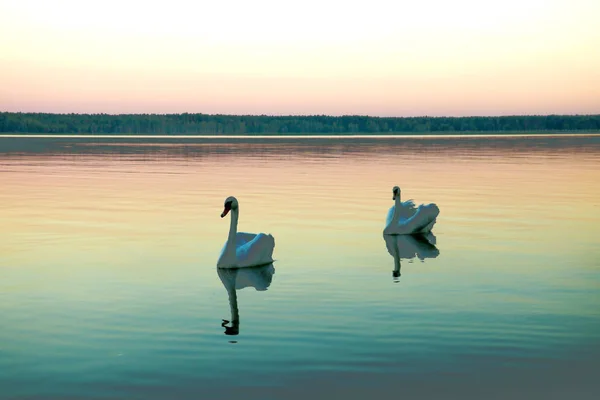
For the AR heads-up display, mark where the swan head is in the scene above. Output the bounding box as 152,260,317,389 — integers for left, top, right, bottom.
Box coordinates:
392,186,401,200
221,196,239,218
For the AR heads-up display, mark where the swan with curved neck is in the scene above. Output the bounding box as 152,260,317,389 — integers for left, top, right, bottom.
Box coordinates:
217,196,275,269
384,185,439,235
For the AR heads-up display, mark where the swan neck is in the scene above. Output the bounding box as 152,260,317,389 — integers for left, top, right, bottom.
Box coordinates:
393,195,402,220
227,208,239,246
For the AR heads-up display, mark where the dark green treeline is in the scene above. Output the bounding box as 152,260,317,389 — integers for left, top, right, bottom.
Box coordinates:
1,112,599,135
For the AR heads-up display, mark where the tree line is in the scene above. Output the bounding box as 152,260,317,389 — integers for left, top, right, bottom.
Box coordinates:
1,112,599,135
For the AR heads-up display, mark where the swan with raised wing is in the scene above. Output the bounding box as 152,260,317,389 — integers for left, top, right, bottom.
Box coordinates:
383,186,440,235
217,196,275,269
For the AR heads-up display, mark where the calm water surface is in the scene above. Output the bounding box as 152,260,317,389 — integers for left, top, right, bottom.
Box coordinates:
1,136,599,399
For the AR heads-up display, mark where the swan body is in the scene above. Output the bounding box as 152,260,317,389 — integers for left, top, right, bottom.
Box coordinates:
217,196,275,269
384,186,439,235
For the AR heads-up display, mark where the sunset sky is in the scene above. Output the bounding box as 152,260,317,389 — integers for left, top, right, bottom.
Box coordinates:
1,0,599,116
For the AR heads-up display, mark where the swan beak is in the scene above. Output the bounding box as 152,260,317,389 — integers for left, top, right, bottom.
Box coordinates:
392,195,396,200
221,205,231,218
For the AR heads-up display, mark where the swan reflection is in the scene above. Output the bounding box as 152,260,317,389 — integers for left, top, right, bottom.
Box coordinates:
383,233,440,282
217,263,275,337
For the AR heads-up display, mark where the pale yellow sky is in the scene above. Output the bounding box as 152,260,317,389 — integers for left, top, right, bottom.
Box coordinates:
1,0,599,116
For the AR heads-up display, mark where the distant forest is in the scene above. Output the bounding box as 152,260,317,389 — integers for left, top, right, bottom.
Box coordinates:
1,112,599,135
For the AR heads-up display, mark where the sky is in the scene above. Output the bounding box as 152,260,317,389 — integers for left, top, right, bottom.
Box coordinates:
1,0,599,116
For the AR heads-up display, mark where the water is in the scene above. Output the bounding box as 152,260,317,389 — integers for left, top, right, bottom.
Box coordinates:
1,135,599,399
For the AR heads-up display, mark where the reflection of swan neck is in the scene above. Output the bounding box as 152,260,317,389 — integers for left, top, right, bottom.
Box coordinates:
227,208,239,248
392,240,401,279
226,284,239,323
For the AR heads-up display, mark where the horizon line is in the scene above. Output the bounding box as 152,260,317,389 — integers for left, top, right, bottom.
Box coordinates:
2,111,600,119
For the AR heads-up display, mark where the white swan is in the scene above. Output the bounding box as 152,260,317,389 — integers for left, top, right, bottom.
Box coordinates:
383,233,439,281
217,263,275,336
383,186,440,235
217,196,275,269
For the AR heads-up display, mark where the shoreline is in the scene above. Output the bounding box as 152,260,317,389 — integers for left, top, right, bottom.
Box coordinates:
1,132,600,139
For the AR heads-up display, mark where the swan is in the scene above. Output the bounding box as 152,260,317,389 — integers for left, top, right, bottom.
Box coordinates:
383,233,439,281
217,263,275,336
217,196,275,269
383,186,440,235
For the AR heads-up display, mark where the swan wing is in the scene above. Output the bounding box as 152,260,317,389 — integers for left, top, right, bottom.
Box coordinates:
385,200,417,228
398,200,417,220
410,203,439,233
235,232,258,247
217,232,258,262
387,203,439,234
236,233,275,268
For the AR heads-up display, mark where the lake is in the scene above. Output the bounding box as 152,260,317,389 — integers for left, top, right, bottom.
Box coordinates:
1,135,599,399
